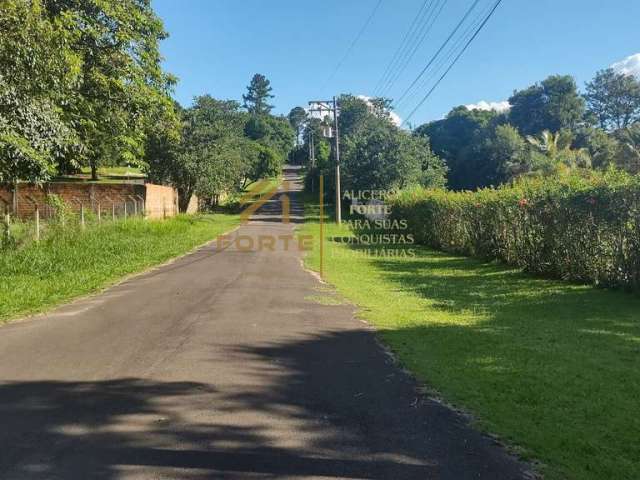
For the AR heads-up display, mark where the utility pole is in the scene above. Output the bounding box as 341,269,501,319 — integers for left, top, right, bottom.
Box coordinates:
333,96,341,224
307,98,341,224
309,130,316,193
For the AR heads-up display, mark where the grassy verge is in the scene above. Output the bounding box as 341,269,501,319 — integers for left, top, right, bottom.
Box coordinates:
0,213,239,322
300,197,639,480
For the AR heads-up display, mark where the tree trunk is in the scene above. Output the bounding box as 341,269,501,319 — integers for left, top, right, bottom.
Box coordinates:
177,187,193,213
90,161,98,181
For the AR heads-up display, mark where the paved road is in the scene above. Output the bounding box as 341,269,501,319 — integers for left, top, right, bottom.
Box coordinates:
0,167,527,479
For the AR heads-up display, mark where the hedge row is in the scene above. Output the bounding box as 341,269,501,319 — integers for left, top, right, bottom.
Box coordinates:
389,172,640,290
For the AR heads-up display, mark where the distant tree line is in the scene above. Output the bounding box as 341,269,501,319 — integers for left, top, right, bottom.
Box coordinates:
414,70,640,190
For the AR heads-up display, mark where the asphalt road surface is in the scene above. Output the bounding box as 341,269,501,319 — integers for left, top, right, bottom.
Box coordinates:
0,167,528,479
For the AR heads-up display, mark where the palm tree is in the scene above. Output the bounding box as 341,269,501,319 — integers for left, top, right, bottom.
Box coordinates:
526,130,591,173
616,125,640,174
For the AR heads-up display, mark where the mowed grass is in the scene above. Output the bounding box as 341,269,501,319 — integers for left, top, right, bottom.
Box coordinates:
300,199,640,480
0,214,239,322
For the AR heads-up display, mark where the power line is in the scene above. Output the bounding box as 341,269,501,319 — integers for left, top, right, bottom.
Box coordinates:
378,0,448,98
394,0,482,107
321,0,385,93
395,0,491,111
373,0,431,95
402,0,504,125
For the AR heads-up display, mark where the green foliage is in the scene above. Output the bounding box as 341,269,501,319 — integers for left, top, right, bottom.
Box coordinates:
287,106,307,144
485,124,527,180
45,194,73,226
0,0,175,183
242,73,274,115
614,123,640,174
147,94,291,208
0,0,80,183
585,68,640,130
244,114,294,162
342,118,445,192
305,94,446,194
415,106,501,189
389,170,640,290
508,75,585,135
178,96,248,202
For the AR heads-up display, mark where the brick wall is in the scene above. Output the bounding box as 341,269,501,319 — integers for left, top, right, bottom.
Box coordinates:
0,183,197,220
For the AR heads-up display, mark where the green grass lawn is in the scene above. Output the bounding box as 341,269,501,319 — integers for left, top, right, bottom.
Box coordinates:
0,213,239,322
300,197,640,480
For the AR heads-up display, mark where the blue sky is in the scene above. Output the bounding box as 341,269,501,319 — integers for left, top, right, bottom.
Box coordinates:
154,0,640,126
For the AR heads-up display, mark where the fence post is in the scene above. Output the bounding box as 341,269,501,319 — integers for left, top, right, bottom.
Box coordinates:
175,194,179,216
97,203,101,223
112,203,116,221
1,200,10,242
35,204,40,241
80,203,85,230
124,201,128,220
132,196,138,216
136,195,145,219
163,198,167,220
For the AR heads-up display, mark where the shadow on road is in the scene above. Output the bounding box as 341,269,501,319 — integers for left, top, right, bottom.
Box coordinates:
0,329,525,479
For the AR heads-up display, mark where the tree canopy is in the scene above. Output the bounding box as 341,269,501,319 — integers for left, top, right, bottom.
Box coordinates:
585,68,640,131
0,0,175,184
242,74,274,115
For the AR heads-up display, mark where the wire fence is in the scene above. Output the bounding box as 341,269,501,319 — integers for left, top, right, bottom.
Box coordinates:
0,194,155,247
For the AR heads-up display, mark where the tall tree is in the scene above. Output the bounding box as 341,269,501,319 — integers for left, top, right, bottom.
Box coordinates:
508,75,585,135
287,106,307,145
43,0,175,180
414,106,499,190
585,68,640,131
0,0,80,187
242,74,274,115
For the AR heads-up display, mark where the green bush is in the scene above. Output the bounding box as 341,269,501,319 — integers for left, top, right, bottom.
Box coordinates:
390,170,640,290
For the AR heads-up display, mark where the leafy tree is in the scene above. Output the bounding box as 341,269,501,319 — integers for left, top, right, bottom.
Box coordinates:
335,96,446,192
337,95,371,137
614,124,640,174
509,75,585,135
242,74,274,115
288,106,307,145
414,106,499,190
342,118,445,192
42,0,176,180
0,83,75,185
485,124,528,182
525,130,591,175
0,0,80,185
585,68,640,130
146,96,247,209
244,114,294,162
574,126,620,169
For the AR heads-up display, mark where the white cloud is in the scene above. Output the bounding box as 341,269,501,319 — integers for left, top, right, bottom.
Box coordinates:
611,53,640,78
357,95,402,126
464,100,511,113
